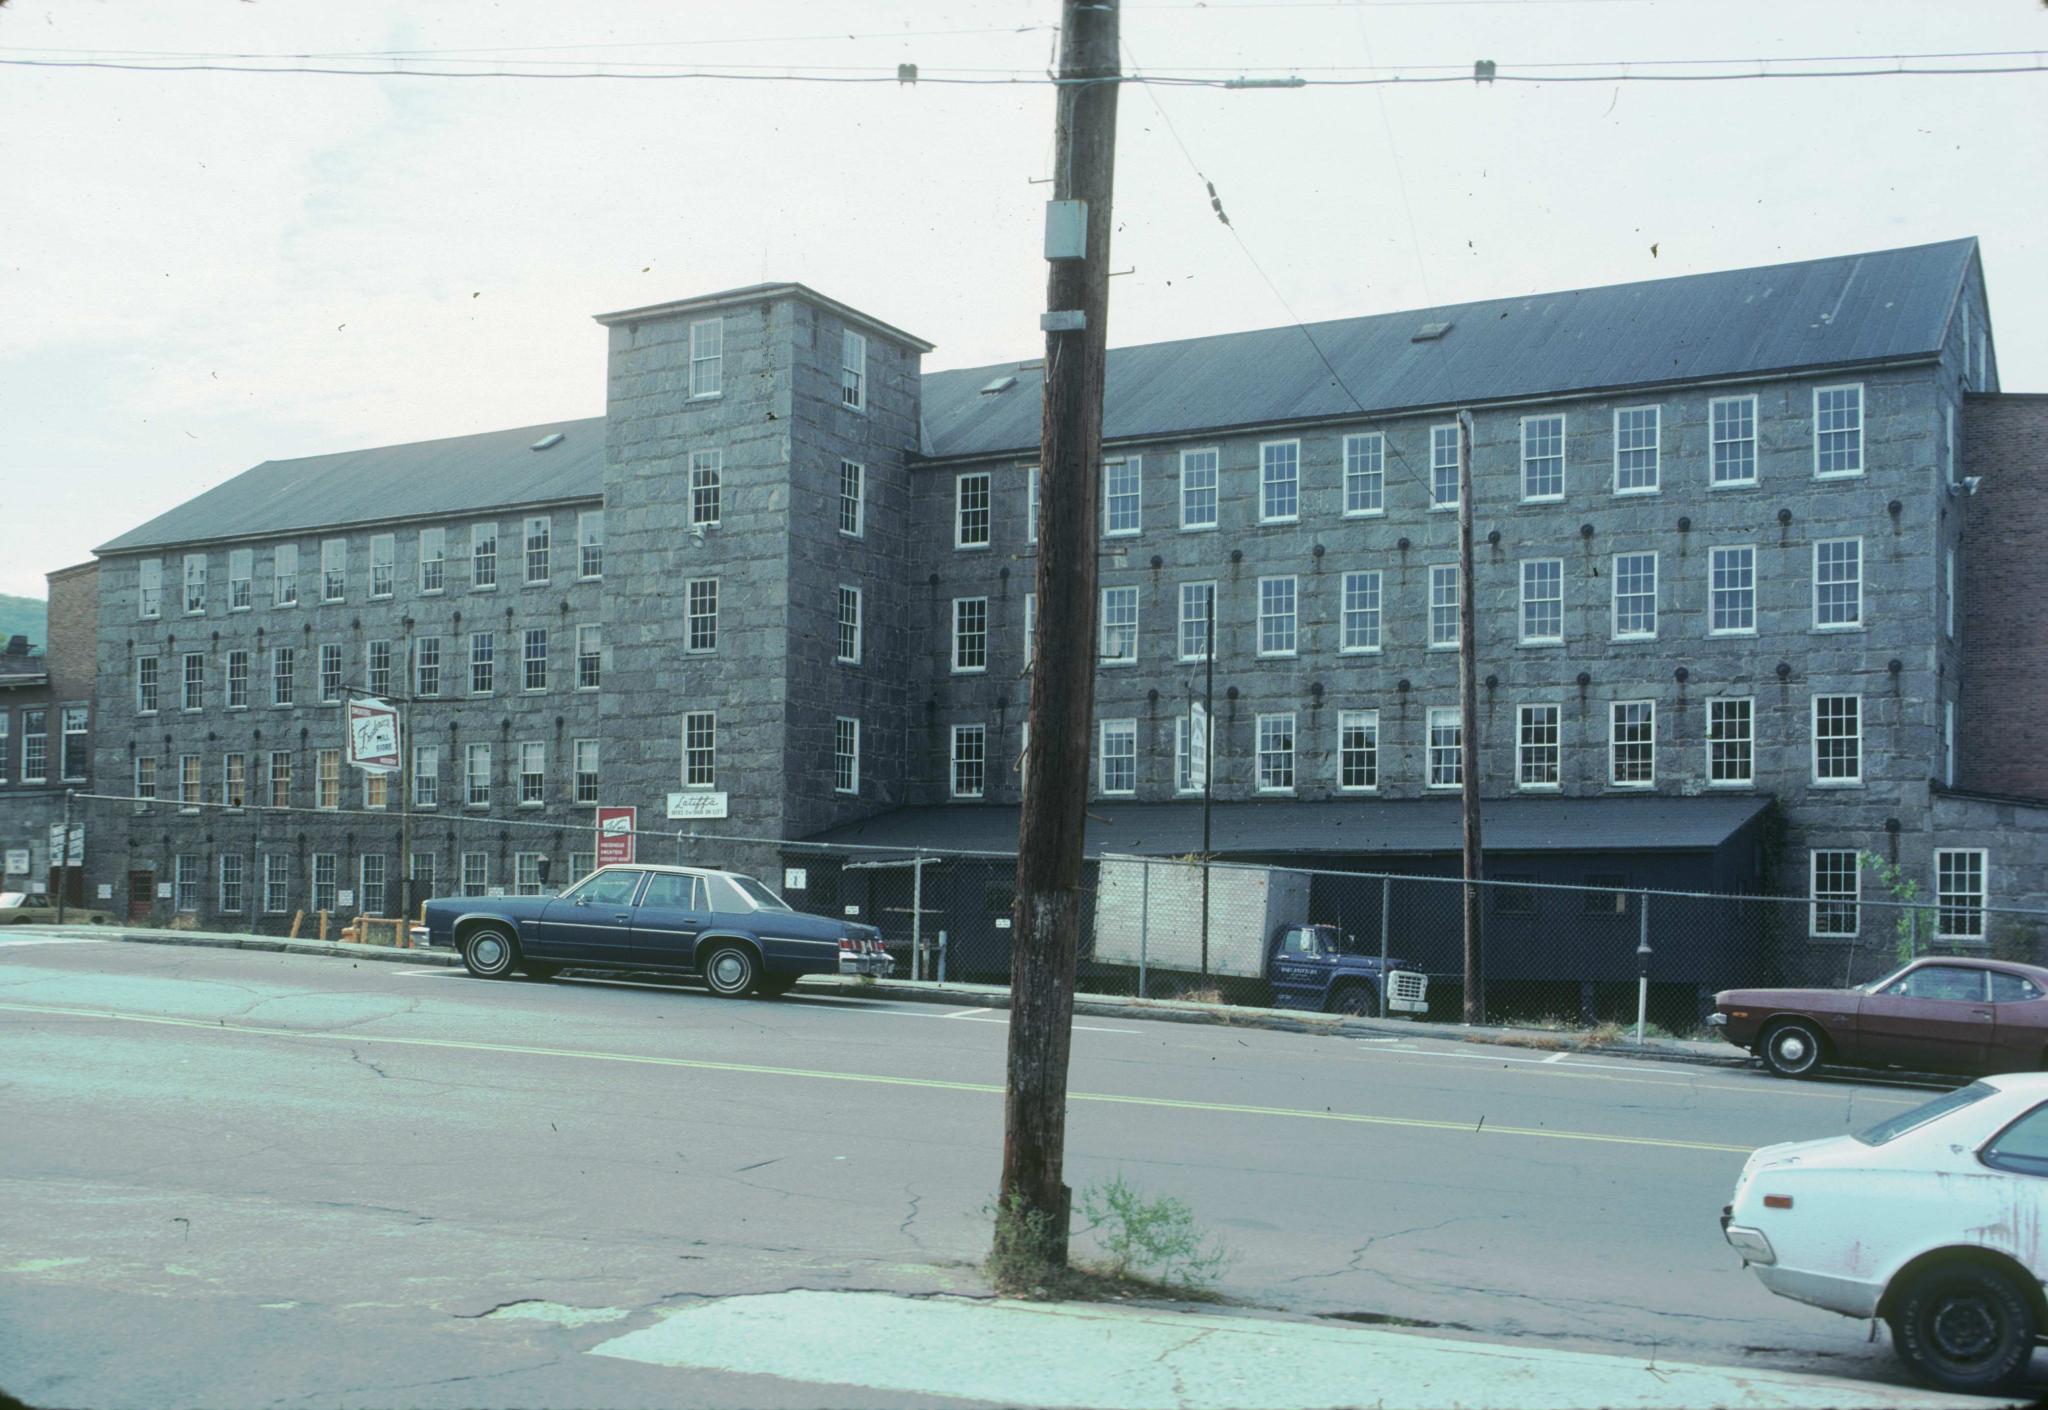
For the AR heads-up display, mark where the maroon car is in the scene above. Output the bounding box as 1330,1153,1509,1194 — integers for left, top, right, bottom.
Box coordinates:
1711,957,2048,1078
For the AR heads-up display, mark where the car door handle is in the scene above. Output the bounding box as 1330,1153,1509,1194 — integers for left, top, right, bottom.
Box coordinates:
614,912,632,921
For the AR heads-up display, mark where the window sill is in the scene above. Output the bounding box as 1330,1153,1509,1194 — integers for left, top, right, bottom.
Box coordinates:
1517,784,1563,793
472,585,498,593
1709,629,1759,640
1520,494,1565,506
1810,780,1864,790
1607,782,1657,791
1518,638,1563,649
1612,634,1659,644
1337,786,1381,795
1812,624,1865,634
1708,480,1758,491
1342,509,1387,520
954,544,991,553
1259,516,1300,527
1814,470,1866,482
1257,652,1299,661
1180,523,1219,533
1428,504,1459,513
1338,646,1383,657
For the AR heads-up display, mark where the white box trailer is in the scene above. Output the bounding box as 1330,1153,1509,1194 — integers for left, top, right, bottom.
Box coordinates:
1090,854,1311,980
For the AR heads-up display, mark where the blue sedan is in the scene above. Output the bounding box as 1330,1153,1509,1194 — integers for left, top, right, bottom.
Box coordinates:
421,864,891,997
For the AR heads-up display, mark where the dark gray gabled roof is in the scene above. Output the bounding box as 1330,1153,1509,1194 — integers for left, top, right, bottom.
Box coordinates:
919,238,1978,461
795,794,1773,859
96,417,608,555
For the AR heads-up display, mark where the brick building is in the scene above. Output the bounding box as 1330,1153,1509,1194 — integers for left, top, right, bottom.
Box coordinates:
73,237,2041,973
0,561,98,903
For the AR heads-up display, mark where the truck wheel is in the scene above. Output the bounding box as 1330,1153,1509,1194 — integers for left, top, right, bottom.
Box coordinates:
1888,1262,2038,1395
1759,1019,1826,1078
1329,983,1377,1017
462,926,519,979
700,943,760,998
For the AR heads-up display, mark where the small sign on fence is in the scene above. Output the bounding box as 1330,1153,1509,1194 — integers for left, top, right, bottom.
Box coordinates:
784,867,807,891
3,849,26,876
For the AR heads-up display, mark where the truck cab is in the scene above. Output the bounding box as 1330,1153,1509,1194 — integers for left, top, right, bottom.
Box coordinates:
1267,923,1429,1017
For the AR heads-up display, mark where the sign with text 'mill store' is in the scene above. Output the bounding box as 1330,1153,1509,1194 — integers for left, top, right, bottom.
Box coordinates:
345,697,402,773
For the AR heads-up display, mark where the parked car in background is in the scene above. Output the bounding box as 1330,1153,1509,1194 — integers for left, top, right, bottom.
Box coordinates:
1708,956,2048,1078
1724,1073,2048,1394
0,891,114,925
420,864,891,996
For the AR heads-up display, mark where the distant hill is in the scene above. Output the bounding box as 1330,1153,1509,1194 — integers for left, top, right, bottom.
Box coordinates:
0,594,46,650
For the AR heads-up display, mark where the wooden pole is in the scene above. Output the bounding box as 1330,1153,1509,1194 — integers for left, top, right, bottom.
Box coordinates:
998,0,1119,1279
1457,410,1485,1025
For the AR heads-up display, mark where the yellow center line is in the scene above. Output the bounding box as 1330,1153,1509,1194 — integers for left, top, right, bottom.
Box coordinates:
1348,1046,1923,1106
0,1000,1754,1154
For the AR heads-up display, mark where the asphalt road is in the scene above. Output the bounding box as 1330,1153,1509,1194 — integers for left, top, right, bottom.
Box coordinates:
0,933,1991,1408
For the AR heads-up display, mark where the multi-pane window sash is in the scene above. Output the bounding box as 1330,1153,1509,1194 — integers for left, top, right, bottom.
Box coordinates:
182,653,204,710
136,656,159,714
1518,705,1561,789
1709,546,1756,635
268,751,291,808
472,524,498,588
228,549,253,610
223,752,247,810
1814,385,1864,477
1810,850,1860,938
60,706,87,781
839,461,865,537
1256,713,1295,792
134,756,157,802
469,632,494,694
1100,586,1138,664
522,628,548,692
1612,552,1657,639
1104,458,1142,536
1341,571,1383,653
1260,442,1299,522
413,746,439,808
950,724,986,798
317,749,341,810
419,527,446,592
416,637,442,697
178,752,200,807
578,511,604,579
1430,425,1460,508
320,644,343,702
175,856,201,912
322,539,346,601
20,711,46,783
1610,701,1655,786
689,318,723,398
1813,538,1862,629
461,852,489,897
576,625,600,689
365,770,389,811
682,712,717,788
514,853,546,897
1812,694,1861,785
1519,561,1562,644
274,544,299,606
1614,406,1660,493
184,553,207,614
519,742,545,805
1179,582,1215,662
367,640,392,697
139,558,162,618
835,588,861,665
1428,565,1459,648
690,451,722,527
1257,576,1297,657
465,743,491,806
1427,709,1462,789
1180,449,1219,529
840,329,867,411
263,854,290,914
360,855,388,914
833,717,860,794
1024,593,1036,667
1709,396,1757,485
369,535,394,598
1707,698,1753,786
1338,710,1379,791
956,473,991,548
271,647,294,707
1521,415,1564,500
952,597,989,672
573,739,599,804
686,579,719,652
1343,433,1385,515
524,517,551,584
1935,849,1987,940
311,854,338,913
1099,719,1137,795
1026,469,1040,545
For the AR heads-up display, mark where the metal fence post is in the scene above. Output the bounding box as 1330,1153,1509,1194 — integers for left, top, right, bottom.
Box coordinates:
1137,859,1150,1000
911,851,925,983
937,929,947,984
1379,876,1390,1019
1635,891,1651,1045
1907,906,1918,962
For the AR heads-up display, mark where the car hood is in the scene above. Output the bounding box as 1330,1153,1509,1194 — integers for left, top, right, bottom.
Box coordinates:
1715,986,1859,1013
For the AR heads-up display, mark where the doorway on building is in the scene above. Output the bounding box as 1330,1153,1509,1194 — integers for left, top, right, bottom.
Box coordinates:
127,870,154,921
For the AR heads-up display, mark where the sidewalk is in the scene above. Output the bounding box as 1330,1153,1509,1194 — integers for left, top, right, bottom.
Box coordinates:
87,922,1749,1069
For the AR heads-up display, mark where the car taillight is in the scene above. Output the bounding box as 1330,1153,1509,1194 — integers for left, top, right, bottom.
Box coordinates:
839,938,856,951
1763,1194,1793,1210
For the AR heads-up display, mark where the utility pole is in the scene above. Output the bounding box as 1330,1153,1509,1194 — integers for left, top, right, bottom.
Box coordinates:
1199,583,1214,979
1457,410,1485,1025
998,0,1119,1281
55,789,73,923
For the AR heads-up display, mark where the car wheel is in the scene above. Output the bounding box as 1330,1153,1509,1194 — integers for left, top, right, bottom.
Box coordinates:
461,927,519,980
700,943,760,998
1328,983,1376,1017
522,961,560,982
1888,1262,2039,1395
1759,1019,1826,1078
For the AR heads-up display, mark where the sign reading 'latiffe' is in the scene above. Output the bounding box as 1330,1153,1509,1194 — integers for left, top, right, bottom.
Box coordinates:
346,697,402,773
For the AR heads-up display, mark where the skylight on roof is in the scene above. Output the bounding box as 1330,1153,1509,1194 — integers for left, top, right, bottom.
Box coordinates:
1411,321,1453,343
530,432,565,451
980,375,1018,395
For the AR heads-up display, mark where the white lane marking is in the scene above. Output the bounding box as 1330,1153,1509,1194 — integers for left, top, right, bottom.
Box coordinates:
1542,1051,1573,1064
0,935,109,948
944,1007,994,1020
389,968,457,976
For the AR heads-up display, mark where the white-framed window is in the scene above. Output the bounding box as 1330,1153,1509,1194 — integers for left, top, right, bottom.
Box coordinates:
20,710,48,784
951,597,988,673
1709,545,1756,636
689,317,723,398
682,711,717,788
1099,719,1137,796
464,743,490,807
177,751,200,807
1945,403,1958,487
1520,414,1564,501
689,450,722,528
1613,405,1661,494
1256,712,1296,793
1341,570,1382,653
1428,564,1459,649
1935,848,1988,941
321,538,346,601
318,642,342,702
1813,383,1864,478
834,717,860,795
521,627,548,692
369,534,394,599
839,327,868,410
575,625,600,690
1609,700,1655,787
1813,538,1863,630
132,753,155,802
1611,551,1657,640
270,647,294,707
136,655,160,714
1812,693,1862,786
139,558,162,618
1343,432,1385,516
1338,709,1379,792
181,652,204,711
226,649,249,710
262,854,290,914
419,527,446,592
951,723,986,799
273,543,299,606
59,705,87,781
315,748,341,810
1427,708,1463,790
1171,712,1210,796
1707,698,1754,787
686,578,719,653
460,852,489,898
267,750,291,808
1180,448,1219,530
1517,704,1561,790
1025,466,1040,545
309,853,338,913
513,852,546,898
572,739,598,805
414,744,440,809
228,548,253,610
1944,700,1956,788
367,639,392,697
183,552,208,614
359,853,388,913
1179,582,1214,662
836,587,862,665
578,510,604,579
523,515,551,584
0,714,8,785
519,741,545,806
1100,586,1138,664
467,632,494,695
1518,560,1562,645
956,472,991,549
839,460,865,538
1419,423,1455,509
176,855,202,913
1023,592,1036,667
1104,457,1142,536
1946,549,1956,640
1809,850,1860,939
1257,575,1297,657
1260,441,1300,522
1709,395,1757,487
361,765,391,812
471,522,498,589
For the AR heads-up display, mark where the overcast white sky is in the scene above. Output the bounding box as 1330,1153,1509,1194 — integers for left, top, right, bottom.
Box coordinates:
1,0,2041,597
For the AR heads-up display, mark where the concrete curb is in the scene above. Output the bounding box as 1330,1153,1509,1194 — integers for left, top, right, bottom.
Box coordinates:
110,927,460,967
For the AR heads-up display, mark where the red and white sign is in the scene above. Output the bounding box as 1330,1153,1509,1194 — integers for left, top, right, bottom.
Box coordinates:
595,806,637,866
346,697,402,773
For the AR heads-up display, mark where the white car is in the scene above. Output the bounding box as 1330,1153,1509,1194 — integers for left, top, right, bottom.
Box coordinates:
1724,1072,2048,1394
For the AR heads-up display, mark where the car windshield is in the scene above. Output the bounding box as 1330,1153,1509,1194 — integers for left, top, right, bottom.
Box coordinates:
726,875,792,912
1853,1081,1996,1146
